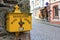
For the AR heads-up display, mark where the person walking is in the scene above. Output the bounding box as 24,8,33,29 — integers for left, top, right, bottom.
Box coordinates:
44,7,48,21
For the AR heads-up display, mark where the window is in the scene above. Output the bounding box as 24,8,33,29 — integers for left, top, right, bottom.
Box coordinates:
35,0,40,6
32,1,34,8
53,5,59,19
50,0,56,3
54,6,58,16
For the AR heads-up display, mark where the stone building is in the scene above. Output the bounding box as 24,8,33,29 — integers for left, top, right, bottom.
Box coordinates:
30,0,49,18
0,0,30,28
49,0,60,24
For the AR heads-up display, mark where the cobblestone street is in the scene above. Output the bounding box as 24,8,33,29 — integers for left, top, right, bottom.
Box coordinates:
30,17,60,40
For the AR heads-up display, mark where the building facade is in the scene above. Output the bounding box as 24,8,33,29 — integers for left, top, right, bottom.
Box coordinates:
30,0,44,18
30,0,49,18
49,0,60,24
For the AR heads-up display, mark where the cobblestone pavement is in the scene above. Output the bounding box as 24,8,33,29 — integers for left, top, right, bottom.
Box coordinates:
30,17,60,40
0,33,30,40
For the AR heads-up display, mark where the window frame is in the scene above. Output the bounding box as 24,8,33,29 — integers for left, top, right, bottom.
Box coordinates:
53,5,59,19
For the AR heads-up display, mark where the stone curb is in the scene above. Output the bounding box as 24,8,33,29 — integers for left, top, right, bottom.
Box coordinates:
34,17,60,27
43,21,60,27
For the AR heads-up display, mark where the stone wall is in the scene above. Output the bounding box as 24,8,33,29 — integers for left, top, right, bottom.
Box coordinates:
0,0,30,28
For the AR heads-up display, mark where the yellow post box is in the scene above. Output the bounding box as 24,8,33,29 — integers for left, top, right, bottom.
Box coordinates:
6,5,32,32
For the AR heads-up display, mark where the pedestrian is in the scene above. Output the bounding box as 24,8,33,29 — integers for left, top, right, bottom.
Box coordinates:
40,9,44,19
44,7,48,21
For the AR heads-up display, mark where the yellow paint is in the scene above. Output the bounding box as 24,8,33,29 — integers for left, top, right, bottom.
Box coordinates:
6,5,32,32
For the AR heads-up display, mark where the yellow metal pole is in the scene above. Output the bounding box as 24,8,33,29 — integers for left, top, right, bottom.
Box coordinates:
15,32,20,40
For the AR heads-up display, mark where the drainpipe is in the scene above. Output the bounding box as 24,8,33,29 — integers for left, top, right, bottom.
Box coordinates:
48,0,51,22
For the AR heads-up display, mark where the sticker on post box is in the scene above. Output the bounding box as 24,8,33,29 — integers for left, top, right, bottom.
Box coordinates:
19,27,24,31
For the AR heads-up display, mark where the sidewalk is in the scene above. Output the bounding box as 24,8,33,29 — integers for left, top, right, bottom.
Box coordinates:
34,16,60,27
